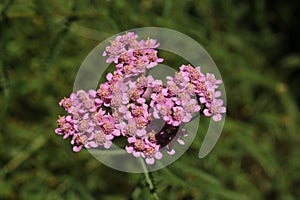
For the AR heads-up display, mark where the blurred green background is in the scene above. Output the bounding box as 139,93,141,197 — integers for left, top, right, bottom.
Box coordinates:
1,0,299,199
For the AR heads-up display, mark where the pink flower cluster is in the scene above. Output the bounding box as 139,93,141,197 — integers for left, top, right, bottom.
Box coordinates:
103,32,163,77
55,32,226,164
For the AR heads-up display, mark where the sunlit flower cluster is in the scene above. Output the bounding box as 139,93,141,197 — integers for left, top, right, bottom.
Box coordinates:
55,32,226,164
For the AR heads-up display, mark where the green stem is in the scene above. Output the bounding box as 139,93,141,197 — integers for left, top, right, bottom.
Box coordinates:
140,158,160,200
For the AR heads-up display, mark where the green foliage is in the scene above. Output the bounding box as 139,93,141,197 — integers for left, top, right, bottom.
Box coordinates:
0,0,299,199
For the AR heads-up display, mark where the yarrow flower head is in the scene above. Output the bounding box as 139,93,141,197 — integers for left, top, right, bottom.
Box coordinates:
103,32,163,77
55,32,226,165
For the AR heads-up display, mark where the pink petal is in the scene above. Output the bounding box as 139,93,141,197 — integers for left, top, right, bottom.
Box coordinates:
172,121,180,126
125,112,133,120
182,113,192,122
155,152,163,160
66,115,73,121
216,80,222,84
213,114,222,121
133,151,141,157
167,149,176,155
83,113,89,119
184,76,190,82
89,107,97,112
203,109,211,116
163,116,171,122
157,58,164,62
126,146,134,153
118,106,127,114
194,105,201,112
63,134,69,139
55,128,62,135
104,102,111,107
87,141,98,148
137,98,146,104
177,138,185,145
136,129,146,137
153,111,160,119
88,90,97,97
220,107,226,113
216,99,223,106
73,146,82,152
128,137,137,143
162,89,168,96
112,129,121,136
106,134,114,140
150,93,157,100
106,73,113,81
104,141,112,149
214,91,221,98
146,157,155,165
199,97,206,104
122,95,129,103
95,99,103,105
87,127,94,133
116,122,126,129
